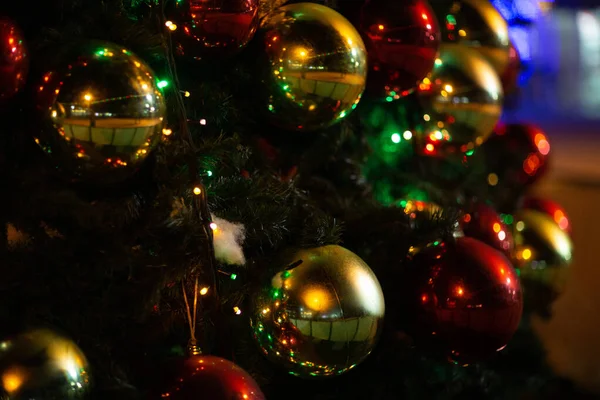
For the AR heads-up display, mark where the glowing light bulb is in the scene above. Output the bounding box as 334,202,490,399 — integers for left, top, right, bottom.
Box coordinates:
193,187,202,195
200,287,209,296
210,222,218,231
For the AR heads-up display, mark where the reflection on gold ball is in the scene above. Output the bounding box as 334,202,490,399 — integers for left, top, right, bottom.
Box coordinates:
35,42,166,185
258,3,367,131
429,0,510,76
250,245,385,378
513,210,573,291
416,43,502,156
0,18,28,102
0,328,90,399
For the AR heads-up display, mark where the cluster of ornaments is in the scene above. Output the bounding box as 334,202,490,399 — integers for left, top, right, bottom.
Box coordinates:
0,0,571,396
1,0,520,183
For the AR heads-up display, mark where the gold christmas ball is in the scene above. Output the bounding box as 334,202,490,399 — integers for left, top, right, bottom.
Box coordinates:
250,245,385,378
429,0,510,76
35,42,166,185
0,328,90,399
513,210,573,291
257,3,368,131
415,43,502,156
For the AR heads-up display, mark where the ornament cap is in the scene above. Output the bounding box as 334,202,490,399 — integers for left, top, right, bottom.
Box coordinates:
187,339,202,356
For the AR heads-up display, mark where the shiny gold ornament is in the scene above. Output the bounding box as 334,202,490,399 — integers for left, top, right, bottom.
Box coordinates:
250,245,385,378
416,43,503,156
35,42,166,185
0,328,91,399
257,3,368,131
429,0,510,76
513,210,573,291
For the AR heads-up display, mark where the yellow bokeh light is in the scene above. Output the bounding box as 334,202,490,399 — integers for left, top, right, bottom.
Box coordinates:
83,93,92,102
487,173,499,186
302,287,331,312
200,287,209,296
2,370,23,393
193,187,202,195
522,248,532,260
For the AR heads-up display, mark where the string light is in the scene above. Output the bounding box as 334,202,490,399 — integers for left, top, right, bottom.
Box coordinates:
233,306,242,315
199,287,209,296
209,222,218,231
184,91,191,97
199,119,207,125
165,21,178,31
162,128,173,136
230,273,237,280
193,187,202,195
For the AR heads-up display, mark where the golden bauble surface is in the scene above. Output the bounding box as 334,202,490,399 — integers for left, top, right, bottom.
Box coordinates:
257,3,368,131
416,43,502,156
513,210,573,290
35,41,166,185
251,245,385,378
430,0,510,76
0,328,90,399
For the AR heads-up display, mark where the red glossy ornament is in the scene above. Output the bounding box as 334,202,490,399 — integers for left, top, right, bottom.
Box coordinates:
402,236,523,364
461,202,514,258
483,123,551,189
0,18,28,101
160,355,265,399
166,0,259,60
359,0,440,99
501,41,520,95
520,196,571,235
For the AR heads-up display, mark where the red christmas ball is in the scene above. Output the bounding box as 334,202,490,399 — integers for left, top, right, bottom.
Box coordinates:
402,236,523,364
520,196,571,235
0,18,28,101
166,0,259,60
483,123,551,190
359,0,440,99
501,41,520,95
461,202,514,258
160,355,265,399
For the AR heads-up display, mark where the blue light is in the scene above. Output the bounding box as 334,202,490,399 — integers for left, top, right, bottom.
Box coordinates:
509,26,531,62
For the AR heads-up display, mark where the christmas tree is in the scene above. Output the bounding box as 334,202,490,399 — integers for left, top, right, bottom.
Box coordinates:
0,0,580,399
